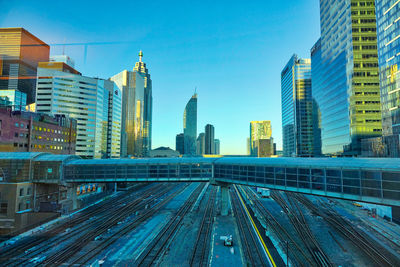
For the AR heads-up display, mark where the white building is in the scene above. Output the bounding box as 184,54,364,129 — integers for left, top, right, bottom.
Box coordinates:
36,63,121,158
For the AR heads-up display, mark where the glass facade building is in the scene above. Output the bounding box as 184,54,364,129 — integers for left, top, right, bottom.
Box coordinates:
35,65,121,159
249,121,272,156
176,133,184,155
0,28,50,104
314,0,382,156
0,89,26,111
196,132,205,155
110,51,152,158
281,55,314,157
205,124,215,155
375,0,400,136
183,93,197,155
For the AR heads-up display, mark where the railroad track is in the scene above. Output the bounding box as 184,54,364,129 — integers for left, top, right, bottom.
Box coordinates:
69,183,193,266
231,185,269,267
0,183,151,264
239,186,314,267
189,185,217,267
271,191,333,267
135,183,209,267
3,183,174,266
37,183,185,266
292,193,400,267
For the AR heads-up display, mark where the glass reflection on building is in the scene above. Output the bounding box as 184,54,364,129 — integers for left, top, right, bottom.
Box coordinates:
281,55,314,157
314,0,382,155
110,51,152,158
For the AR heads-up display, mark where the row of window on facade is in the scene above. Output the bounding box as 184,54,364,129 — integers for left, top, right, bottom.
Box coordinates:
13,143,70,150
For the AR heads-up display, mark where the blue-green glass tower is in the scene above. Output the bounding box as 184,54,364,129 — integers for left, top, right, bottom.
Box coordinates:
183,93,197,155
281,54,314,157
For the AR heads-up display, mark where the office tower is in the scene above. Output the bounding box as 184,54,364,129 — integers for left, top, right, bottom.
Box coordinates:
369,0,400,157
205,124,215,154
254,138,274,157
249,121,272,156
0,89,26,111
110,51,152,158
281,55,314,157
214,139,220,155
196,133,205,155
246,137,250,155
0,107,76,154
310,39,323,157
312,0,382,156
106,83,122,158
36,61,121,159
0,28,49,104
183,93,197,155
176,133,185,155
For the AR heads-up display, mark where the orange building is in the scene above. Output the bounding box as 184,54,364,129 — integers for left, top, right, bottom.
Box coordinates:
0,28,50,104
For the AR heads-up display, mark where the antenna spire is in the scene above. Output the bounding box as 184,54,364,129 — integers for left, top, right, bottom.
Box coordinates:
139,50,143,62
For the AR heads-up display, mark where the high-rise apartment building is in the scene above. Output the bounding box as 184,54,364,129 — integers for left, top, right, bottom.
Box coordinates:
281,55,314,157
0,28,50,104
36,61,121,158
312,0,382,156
183,93,197,155
205,124,215,154
0,89,26,111
249,121,272,156
196,133,205,155
176,133,184,155
110,51,152,158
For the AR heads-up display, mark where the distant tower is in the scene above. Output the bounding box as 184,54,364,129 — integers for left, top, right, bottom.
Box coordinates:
176,133,185,155
205,124,215,154
183,93,197,155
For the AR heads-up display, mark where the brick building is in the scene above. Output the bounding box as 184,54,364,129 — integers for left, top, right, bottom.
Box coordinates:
0,107,76,154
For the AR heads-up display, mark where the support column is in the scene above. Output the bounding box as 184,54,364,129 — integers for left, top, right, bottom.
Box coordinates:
114,182,117,192
221,185,230,216
69,184,78,211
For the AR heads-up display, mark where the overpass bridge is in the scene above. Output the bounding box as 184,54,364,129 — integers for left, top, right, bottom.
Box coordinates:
1,153,399,210
64,156,400,207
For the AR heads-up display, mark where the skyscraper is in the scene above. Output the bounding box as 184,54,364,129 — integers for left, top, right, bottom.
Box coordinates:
0,28,50,104
196,133,205,155
214,139,220,155
183,93,197,155
36,60,121,159
249,121,272,156
372,0,400,156
176,133,184,155
110,51,152,157
281,55,314,157
313,0,382,155
205,124,215,154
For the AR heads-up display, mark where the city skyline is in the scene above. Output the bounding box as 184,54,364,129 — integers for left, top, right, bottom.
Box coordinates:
0,0,321,154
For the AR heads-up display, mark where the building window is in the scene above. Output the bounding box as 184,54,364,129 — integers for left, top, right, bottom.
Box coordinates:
0,120,2,129
15,123,19,127
27,187,31,195
19,188,24,196
15,132,18,137
20,123,24,128
13,143,18,147
0,203,7,214
18,202,23,211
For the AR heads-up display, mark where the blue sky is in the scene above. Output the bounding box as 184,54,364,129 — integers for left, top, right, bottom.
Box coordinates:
0,0,320,154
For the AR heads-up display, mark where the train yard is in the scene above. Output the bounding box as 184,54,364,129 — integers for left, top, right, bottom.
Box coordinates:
1,182,400,266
